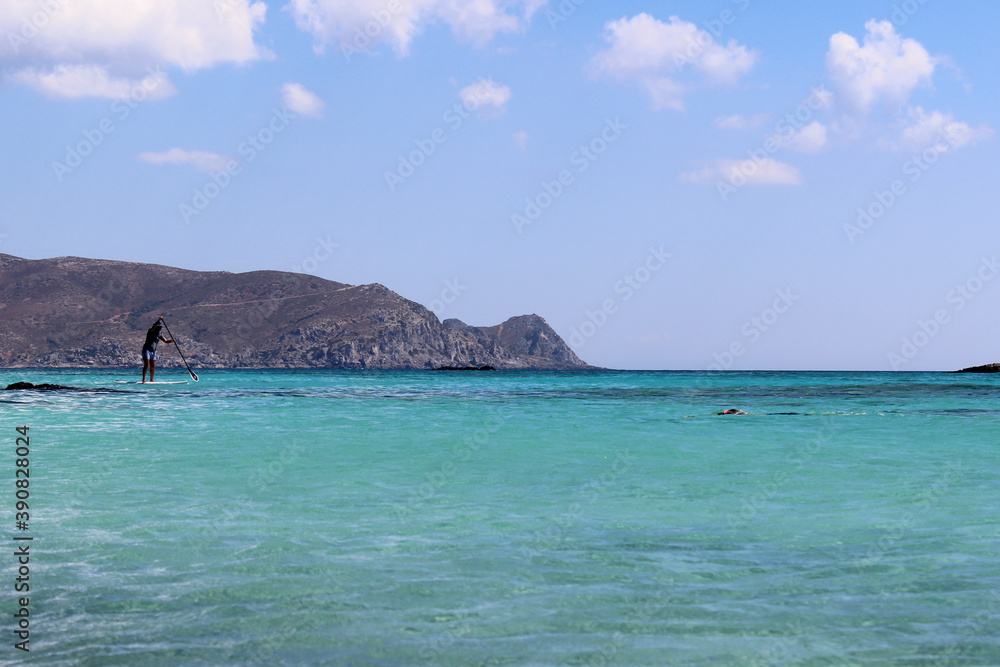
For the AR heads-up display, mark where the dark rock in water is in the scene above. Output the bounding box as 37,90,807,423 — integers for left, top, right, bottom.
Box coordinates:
4,381,121,393
955,363,1000,373
434,365,496,371
5,382,73,390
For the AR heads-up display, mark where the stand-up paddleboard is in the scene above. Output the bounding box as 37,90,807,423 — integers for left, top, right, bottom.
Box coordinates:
114,380,189,385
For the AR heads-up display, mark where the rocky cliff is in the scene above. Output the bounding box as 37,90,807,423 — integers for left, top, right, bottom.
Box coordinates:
0,254,590,370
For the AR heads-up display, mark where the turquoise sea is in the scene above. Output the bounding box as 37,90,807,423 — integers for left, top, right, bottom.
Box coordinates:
1,369,999,666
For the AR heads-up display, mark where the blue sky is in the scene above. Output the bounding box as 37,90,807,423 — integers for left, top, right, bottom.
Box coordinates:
2,0,998,370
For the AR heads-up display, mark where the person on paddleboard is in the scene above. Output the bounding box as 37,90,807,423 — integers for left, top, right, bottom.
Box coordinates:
141,316,174,383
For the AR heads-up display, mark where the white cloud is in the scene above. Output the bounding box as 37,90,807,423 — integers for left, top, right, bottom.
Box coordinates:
282,82,325,118
681,158,802,186
137,149,234,172
1,0,267,99
521,0,547,22
777,121,828,153
459,78,511,114
288,0,539,56
714,113,771,130
826,19,935,114
591,13,757,111
512,131,529,151
821,22,990,155
12,64,176,100
898,107,993,153
642,76,687,112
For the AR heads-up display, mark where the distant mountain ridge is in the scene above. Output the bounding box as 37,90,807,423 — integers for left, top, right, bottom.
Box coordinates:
0,254,591,370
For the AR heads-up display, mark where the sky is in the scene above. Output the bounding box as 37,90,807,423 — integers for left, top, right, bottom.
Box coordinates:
1,0,999,371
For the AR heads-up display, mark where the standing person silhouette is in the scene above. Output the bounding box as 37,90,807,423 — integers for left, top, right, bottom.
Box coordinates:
141,316,174,383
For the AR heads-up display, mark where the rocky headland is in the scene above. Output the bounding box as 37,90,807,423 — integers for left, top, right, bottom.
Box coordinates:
955,363,1000,373
0,254,590,370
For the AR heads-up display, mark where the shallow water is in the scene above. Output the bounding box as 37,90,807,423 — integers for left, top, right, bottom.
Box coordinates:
2,369,998,665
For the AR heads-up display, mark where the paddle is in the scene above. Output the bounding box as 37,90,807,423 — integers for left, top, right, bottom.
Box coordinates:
159,318,199,382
